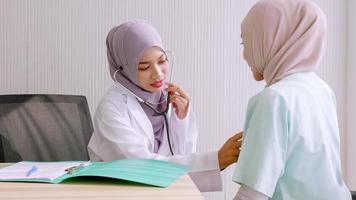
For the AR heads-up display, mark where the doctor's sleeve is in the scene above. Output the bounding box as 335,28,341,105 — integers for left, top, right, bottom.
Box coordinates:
232,90,290,198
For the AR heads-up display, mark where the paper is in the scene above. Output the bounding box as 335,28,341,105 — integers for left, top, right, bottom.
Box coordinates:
0,161,90,181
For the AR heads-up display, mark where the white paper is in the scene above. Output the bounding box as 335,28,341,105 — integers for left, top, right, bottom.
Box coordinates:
0,161,90,181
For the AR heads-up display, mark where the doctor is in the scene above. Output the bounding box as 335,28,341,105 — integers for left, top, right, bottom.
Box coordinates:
88,20,242,192
233,0,351,199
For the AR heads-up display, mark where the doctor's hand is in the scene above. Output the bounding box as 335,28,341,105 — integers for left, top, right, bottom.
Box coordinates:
218,132,243,170
165,83,190,120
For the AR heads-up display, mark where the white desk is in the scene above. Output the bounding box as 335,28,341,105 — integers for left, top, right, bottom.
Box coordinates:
0,163,204,200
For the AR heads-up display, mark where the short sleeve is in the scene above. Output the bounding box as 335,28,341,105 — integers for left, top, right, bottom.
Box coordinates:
233,89,290,197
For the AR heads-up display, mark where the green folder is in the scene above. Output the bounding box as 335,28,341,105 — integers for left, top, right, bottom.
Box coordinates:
0,159,189,188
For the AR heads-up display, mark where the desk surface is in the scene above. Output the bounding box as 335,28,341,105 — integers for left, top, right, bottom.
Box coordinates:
0,163,204,200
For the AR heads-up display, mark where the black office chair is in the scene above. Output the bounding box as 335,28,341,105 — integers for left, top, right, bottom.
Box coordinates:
0,94,93,162
352,190,356,200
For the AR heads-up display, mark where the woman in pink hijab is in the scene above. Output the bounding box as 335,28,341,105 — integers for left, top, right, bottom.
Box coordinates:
88,20,242,192
233,0,351,199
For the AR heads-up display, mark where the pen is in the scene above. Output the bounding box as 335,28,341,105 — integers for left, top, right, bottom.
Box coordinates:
26,166,38,177
65,161,91,174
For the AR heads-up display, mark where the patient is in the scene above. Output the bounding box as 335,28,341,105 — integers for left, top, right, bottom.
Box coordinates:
232,0,351,199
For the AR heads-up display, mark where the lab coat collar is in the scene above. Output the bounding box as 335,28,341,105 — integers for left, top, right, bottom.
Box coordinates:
113,83,155,149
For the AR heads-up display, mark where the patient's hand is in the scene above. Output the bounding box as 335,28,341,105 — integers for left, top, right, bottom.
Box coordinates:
218,132,243,170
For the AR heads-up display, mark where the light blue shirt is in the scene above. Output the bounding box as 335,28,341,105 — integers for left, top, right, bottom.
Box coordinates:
233,72,351,200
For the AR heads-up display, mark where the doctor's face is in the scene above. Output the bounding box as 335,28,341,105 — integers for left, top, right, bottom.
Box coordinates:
137,47,169,92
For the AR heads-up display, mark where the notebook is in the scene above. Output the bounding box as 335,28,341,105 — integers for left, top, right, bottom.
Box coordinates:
0,159,189,188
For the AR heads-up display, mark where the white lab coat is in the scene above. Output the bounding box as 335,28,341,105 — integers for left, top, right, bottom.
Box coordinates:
88,83,222,192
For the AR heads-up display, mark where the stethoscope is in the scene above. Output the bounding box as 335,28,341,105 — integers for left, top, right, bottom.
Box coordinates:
113,51,175,155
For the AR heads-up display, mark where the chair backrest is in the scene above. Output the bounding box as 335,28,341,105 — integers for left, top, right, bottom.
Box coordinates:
0,94,93,162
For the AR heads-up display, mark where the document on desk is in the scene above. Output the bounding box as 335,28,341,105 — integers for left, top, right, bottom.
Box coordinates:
0,159,189,188
0,161,90,181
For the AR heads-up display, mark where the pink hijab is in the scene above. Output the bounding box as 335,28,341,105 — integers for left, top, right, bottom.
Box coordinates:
241,0,327,86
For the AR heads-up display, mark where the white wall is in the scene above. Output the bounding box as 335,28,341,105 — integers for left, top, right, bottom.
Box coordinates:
0,0,349,198
347,0,356,191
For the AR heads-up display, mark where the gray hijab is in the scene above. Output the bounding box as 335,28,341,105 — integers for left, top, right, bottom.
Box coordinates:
106,20,167,152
